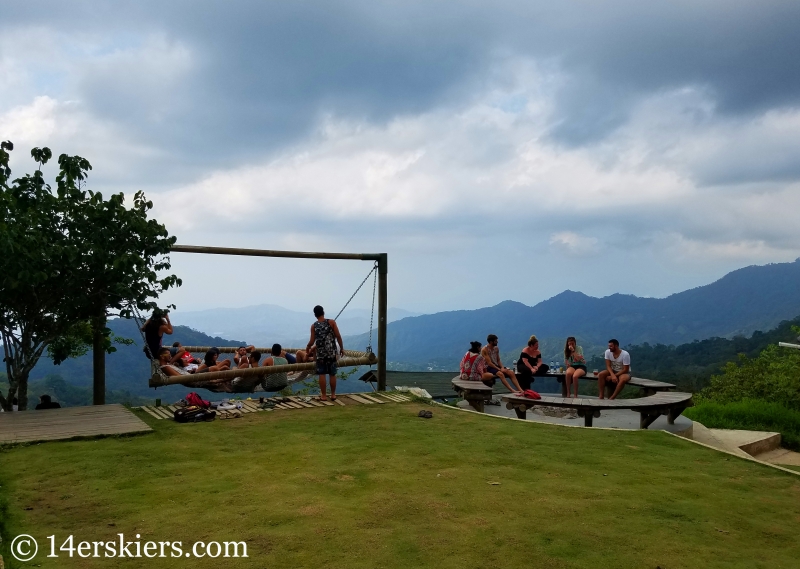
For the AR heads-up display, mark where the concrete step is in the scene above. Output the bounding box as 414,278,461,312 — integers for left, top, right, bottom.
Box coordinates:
690,422,781,458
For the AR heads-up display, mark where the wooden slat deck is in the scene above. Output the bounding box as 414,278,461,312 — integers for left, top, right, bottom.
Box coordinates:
133,392,411,420
501,392,693,428
0,404,152,444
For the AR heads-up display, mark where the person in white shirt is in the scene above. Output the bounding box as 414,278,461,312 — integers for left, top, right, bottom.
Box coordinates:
597,339,631,400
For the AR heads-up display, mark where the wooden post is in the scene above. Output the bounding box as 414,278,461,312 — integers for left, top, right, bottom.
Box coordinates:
169,245,389,390
377,253,388,392
92,314,106,405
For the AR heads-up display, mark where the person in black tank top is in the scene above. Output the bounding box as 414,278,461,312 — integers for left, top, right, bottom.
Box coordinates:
307,305,344,401
142,310,174,359
515,335,549,390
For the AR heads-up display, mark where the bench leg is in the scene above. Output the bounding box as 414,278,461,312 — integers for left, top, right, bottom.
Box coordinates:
560,378,567,398
467,398,485,413
639,409,662,429
577,409,599,427
513,405,527,420
667,405,688,425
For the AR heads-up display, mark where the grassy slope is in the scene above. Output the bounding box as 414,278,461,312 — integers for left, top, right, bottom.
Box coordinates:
1,403,799,569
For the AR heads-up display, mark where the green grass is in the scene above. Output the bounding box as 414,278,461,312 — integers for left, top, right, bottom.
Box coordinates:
685,399,800,451
1,403,799,568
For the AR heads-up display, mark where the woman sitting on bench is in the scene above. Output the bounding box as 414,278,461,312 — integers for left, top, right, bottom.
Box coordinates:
459,341,497,386
564,336,587,398
516,335,549,390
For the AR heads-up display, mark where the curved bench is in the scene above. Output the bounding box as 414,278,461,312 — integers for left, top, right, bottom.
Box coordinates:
500,392,693,428
518,372,676,397
451,377,495,412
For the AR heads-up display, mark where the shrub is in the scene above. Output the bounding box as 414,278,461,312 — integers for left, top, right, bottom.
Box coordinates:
700,344,800,410
685,399,800,451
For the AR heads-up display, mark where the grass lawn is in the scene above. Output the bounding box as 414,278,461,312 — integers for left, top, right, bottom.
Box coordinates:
1,402,799,568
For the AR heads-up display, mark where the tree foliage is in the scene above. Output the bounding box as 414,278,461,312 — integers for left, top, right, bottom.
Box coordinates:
699,327,800,410
0,141,180,410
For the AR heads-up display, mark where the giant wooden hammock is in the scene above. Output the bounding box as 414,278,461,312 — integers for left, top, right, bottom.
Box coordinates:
135,261,379,393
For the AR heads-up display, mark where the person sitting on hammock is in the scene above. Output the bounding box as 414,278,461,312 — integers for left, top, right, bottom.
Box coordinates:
230,350,266,392
195,347,232,373
260,343,289,384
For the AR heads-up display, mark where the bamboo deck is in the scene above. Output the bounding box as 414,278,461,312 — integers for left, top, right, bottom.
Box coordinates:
0,404,153,444
135,392,412,420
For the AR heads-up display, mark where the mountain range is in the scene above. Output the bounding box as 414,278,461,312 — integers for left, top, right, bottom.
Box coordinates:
348,258,800,370
21,258,800,391
171,305,420,347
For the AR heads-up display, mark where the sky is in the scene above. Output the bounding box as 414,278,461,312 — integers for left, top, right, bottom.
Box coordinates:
2,1,800,315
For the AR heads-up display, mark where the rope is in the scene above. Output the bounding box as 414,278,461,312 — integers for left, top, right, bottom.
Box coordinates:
333,261,378,355
334,262,378,321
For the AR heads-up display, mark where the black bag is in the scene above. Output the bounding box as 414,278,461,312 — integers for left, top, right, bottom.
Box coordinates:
173,405,216,423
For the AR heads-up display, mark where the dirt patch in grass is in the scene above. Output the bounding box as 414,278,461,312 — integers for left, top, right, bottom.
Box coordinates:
0,403,798,568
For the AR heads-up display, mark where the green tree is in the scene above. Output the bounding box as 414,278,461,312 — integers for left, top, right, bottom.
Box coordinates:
699,330,800,410
54,153,180,404
0,141,180,410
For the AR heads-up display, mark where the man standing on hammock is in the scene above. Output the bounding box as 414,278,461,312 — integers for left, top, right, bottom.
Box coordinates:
306,305,345,401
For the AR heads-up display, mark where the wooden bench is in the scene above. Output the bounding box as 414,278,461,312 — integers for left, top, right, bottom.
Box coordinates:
500,391,693,428
520,372,676,397
451,377,495,412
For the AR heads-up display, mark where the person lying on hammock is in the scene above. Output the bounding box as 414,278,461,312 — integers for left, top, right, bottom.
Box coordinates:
295,344,315,363
233,345,255,366
157,347,197,376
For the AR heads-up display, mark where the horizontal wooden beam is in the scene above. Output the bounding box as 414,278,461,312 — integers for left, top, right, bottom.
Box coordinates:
171,244,382,262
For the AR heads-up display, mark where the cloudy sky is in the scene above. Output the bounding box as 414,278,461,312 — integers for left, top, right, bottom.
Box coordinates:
3,1,800,316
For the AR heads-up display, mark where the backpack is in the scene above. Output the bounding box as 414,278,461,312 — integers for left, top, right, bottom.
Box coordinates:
173,406,216,423
314,319,338,360
185,392,210,409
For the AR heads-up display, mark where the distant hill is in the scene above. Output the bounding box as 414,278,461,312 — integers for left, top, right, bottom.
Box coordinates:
171,304,420,347
346,258,800,370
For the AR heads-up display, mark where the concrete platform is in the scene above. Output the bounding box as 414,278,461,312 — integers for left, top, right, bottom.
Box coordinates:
0,404,152,444
459,393,693,435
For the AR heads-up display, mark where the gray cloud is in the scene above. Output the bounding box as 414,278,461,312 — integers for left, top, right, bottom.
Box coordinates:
3,1,800,311
5,1,800,160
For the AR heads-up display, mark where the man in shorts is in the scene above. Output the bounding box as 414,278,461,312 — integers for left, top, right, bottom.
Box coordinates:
306,305,344,401
481,334,523,394
597,339,631,400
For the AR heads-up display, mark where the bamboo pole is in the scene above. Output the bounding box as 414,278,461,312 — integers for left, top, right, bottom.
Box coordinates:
150,353,378,388
180,347,369,358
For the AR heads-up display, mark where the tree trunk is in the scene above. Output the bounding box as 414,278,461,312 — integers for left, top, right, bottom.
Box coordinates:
92,315,106,405
1,334,11,411
18,369,29,410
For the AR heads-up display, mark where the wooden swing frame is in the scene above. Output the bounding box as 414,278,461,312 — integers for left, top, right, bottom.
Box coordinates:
166,245,388,391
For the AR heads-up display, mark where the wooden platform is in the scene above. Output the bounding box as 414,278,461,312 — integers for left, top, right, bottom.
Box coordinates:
136,392,412,420
0,404,153,444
